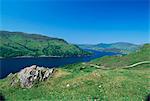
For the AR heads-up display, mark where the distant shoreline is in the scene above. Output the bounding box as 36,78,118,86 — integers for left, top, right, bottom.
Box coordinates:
0,54,91,59
0,50,124,59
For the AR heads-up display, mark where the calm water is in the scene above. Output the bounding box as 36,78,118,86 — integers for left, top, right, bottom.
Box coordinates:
0,50,120,79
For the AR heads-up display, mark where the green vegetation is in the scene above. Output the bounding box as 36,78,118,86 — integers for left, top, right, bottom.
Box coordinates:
0,31,89,58
78,42,140,54
0,44,149,101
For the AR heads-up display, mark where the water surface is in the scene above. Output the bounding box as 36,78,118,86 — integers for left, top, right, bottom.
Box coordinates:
0,49,120,79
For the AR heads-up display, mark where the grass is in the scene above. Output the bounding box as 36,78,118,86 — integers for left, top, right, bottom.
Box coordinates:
0,65,149,101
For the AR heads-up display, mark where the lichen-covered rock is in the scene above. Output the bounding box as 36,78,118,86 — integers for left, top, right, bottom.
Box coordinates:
11,65,54,88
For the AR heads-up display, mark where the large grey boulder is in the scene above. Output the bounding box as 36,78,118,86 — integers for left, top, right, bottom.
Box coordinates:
11,65,54,88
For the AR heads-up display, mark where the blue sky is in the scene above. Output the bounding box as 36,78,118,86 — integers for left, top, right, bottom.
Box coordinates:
1,0,149,44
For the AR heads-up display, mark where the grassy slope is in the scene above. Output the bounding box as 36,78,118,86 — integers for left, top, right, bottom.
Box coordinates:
0,44,149,101
0,31,89,58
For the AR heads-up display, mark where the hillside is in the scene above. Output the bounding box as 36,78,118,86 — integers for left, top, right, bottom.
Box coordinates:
78,42,140,54
89,44,150,68
0,31,89,58
0,44,149,101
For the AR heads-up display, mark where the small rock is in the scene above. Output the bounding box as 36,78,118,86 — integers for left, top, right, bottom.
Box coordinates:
7,73,13,77
98,85,102,88
66,84,70,87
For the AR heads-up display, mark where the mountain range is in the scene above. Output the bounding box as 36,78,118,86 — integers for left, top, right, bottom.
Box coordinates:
78,42,141,54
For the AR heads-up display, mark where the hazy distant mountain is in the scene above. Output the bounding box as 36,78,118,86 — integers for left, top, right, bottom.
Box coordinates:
0,31,89,58
78,42,141,54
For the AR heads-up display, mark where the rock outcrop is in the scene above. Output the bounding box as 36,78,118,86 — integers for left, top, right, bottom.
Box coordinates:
11,65,54,88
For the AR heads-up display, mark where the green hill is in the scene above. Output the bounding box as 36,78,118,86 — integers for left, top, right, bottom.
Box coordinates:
0,31,89,58
89,44,150,68
0,44,149,101
78,42,140,54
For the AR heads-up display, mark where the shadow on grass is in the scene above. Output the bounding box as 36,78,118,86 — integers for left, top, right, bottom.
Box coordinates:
145,94,150,101
0,93,5,101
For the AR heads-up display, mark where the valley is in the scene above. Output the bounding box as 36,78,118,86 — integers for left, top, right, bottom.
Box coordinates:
0,44,149,101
